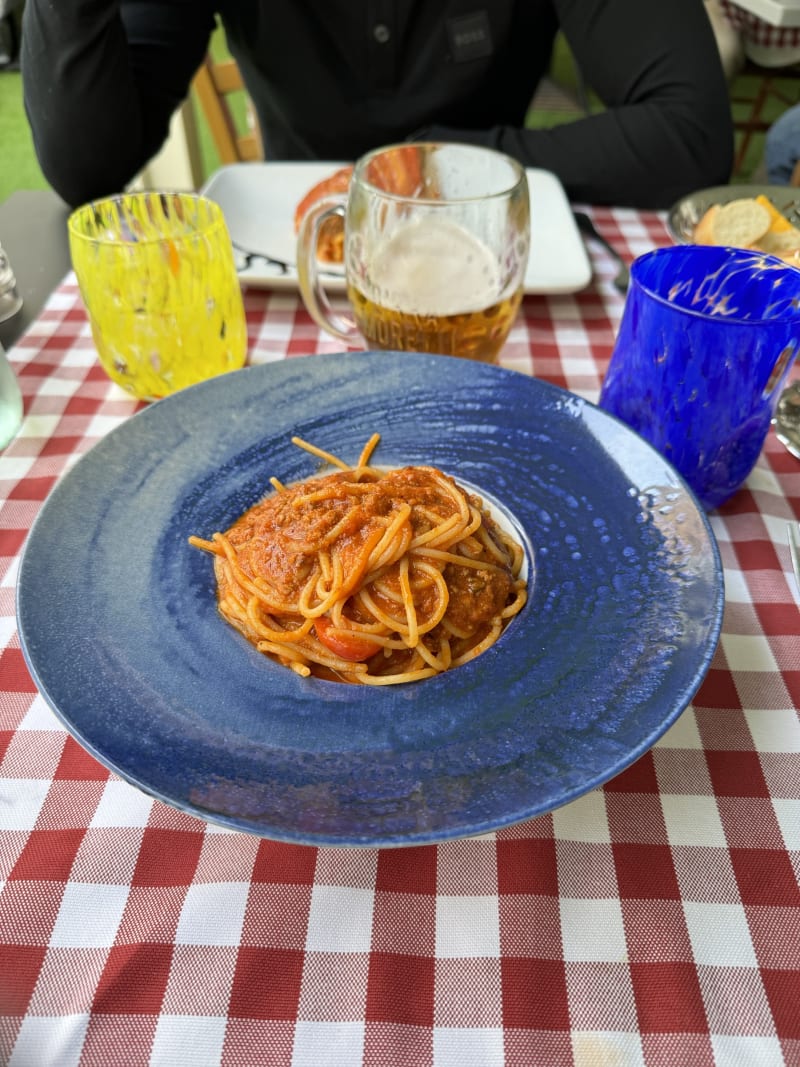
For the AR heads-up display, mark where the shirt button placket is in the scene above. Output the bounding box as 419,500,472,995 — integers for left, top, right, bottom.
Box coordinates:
368,0,395,88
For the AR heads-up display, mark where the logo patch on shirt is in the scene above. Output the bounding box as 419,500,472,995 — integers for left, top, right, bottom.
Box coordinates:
446,12,493,63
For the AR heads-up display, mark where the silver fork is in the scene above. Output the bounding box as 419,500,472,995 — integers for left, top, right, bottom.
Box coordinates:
788,522,800,596
572,211,630,293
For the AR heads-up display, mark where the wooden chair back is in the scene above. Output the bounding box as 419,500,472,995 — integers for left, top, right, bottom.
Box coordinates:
191,55,264,165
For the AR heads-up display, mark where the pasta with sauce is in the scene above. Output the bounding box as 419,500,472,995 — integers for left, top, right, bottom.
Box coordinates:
189,435,527,685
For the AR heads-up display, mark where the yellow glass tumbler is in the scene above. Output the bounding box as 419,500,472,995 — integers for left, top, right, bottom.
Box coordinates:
68,191,247,401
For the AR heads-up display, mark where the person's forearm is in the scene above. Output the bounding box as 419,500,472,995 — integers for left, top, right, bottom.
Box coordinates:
436,0,730,210
21,0,211,207
22,0,152,205
523,108,732,210
420,104,732,211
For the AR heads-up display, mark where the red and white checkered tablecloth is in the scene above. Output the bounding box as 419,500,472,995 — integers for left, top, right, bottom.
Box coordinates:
1,207,799,1067
720,0,800,47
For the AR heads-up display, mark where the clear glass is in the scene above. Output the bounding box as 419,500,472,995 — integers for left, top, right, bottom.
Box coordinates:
68,192,247,401
0,240,22,325
599,245,800,510
0,342,23,450
297,142,530,363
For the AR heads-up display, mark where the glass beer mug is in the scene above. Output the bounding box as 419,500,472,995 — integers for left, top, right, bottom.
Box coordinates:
296,142,530,364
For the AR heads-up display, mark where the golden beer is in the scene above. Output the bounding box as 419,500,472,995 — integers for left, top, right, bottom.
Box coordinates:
347,217,523,363
348,283,522,363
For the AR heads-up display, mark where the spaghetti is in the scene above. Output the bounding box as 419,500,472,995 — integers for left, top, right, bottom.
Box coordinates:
189,435,527,685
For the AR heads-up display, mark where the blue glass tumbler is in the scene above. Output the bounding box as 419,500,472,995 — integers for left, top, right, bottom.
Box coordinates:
599,245,800,510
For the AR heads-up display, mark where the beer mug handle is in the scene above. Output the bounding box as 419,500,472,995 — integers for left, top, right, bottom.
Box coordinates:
296,198,359,344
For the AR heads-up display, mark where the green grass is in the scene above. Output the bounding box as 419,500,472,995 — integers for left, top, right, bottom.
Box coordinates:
0,68,48,200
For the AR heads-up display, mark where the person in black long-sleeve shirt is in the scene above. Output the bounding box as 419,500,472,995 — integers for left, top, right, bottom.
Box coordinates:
21,0,734,211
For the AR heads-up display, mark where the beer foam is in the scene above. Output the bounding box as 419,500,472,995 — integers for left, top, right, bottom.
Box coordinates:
365,218,503,316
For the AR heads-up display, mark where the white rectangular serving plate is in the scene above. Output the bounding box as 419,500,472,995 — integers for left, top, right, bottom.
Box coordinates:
201,161,591,295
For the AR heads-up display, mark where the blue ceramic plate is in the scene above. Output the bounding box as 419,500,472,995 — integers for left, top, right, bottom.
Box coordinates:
16,352,724,847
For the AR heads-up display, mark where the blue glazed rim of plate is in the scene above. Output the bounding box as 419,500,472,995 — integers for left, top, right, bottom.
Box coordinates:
16,351,724,847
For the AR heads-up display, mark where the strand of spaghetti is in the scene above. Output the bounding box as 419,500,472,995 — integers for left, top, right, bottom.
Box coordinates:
367,523,414,578
398,556,418,648
221,580,263,630
317,625,406,650
219,553,301,616
269,477,286,492
214,534,307,614
454,535,483,559
407,565,444,589
365,504,413,573
218,588,249,629
409,511,465,549
332,655,427,684
329,525,393,600
318,550,332,585
439,502,484,544
450,618,503,667
416,504,452,525
322,623,426,653
288,517,356,556
439,616,472,640
294,509,387,553
291,637,372,674
315,554,340,602
357,432,381,468
408,561,450,634
499,531,525,574
256,636,369,675
367,579,406,607
439,636,452,669
308,551,344,611
437,505,494,554
327,596,389,633
501,581,528,618
359,560,448,641
450,506,483,544
359,665,438,686
292,480,380,507
245,596,314,642
187,535,223,555
413,635,451,672
430,469,471,521
298,567,325,616
437,635,453,670
219,604,263,649
475,522,514,564
356,587,414,638
291,435,351,470
412,546,509,572
370,566,440,601
464,505,487,540
300,525,386,616
321,546,347,596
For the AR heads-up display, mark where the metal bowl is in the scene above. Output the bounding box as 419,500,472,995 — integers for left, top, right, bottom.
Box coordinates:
667,184,800,244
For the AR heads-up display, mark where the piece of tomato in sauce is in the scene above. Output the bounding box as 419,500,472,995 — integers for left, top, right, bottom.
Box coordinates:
314,617,382,662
